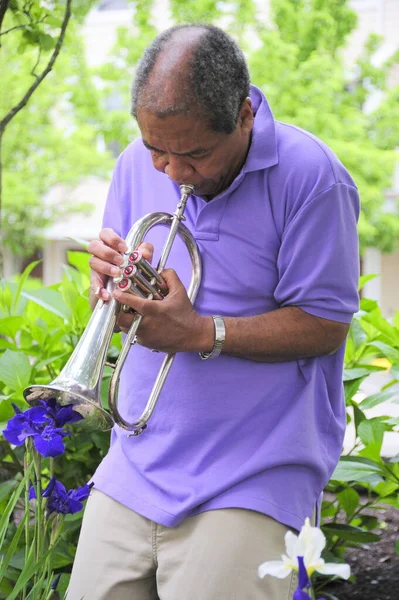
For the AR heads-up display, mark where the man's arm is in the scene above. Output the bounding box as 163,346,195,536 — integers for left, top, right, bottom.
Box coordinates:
112,268,350,361
197,307,349,362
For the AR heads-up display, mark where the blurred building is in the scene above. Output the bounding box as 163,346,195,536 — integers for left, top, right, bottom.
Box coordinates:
5,0,399,315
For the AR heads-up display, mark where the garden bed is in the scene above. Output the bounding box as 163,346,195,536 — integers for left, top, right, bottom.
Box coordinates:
323,506,399,600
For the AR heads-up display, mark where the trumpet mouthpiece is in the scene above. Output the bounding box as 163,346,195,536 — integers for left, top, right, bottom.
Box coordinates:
179,184,195,196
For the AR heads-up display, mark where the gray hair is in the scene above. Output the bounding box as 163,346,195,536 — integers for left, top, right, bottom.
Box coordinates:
131,24,250,134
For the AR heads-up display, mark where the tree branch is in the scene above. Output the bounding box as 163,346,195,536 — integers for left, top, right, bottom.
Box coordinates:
0,19,47,37
0,0,10,33
0,0,72,131
31,46,42,77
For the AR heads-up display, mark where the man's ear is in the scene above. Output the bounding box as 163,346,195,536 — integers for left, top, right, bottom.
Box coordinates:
239,97,254,133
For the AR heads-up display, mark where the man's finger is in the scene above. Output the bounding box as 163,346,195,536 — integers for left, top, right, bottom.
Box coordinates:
99,228,127,253
159,268,182,292
89,256,122,279
88,239,124,267
90,272,110,304
137,242,154,263
112,288,154,316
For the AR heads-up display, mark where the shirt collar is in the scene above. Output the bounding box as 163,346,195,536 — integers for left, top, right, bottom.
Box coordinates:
243,84,278,173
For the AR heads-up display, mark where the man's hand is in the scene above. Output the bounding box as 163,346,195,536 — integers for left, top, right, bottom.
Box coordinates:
113,268,214,354
88,228,153,312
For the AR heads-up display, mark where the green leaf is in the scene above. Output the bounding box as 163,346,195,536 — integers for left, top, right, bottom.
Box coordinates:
0,479,18,503
352,402,366,436
67,250,91,277
322,523,380,543
45,15,62,27
0,395,15,422
0,316,25,340
332,457,384,483
12,261,41,314
358,274,379,290
337,487,360,518
0,511,28,580
6,543,53,600
390,365,399,380
343,366,385,380
362,314,399,345
22,289,70,320
359,298,379,312
358,419,385,447
373,481,399,496
348,319,367,350
357,419,386,461
395,539,399,555
39,33,55,51
344,377,364,404
0,350,32,392
367,341,399,363
0,464,32,550
359,389,399,410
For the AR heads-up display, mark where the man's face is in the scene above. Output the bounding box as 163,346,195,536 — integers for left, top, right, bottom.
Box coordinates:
137,100,253,198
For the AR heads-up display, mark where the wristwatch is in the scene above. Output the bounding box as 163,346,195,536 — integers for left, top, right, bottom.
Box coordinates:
199,316,226,360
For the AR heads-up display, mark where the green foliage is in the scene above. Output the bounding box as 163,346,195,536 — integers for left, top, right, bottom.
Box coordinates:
316,285,399,594
0,0,113,257
96,0,399,252
0,255,116,596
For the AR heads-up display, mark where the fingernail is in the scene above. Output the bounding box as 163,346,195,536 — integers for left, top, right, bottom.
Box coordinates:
101,290,110,300
111,266,120,276
94,287,101,296
118,242,127,252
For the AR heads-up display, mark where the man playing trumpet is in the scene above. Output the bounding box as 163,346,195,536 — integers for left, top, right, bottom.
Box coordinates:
67,23,360,600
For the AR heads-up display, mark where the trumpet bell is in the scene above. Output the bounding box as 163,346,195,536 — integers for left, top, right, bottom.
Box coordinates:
23,384,114,430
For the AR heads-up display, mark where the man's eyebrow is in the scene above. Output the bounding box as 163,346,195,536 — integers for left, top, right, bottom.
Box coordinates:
142,140,211,156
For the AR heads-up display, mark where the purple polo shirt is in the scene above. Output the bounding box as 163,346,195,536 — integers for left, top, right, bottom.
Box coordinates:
93,85,360,531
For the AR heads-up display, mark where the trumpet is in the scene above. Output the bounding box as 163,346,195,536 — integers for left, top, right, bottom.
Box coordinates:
23,184,202,435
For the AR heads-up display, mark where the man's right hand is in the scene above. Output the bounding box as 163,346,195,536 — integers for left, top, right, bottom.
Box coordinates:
87,228,154,310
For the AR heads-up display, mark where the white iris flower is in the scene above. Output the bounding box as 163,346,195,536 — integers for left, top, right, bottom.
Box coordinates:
258,518,351,581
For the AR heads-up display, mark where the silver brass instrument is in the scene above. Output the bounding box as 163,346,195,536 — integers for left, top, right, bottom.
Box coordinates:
23,184,202,435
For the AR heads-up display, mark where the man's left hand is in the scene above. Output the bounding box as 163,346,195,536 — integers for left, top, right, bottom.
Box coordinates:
113,269,213,354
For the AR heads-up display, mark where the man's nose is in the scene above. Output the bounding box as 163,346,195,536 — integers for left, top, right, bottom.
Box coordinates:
164,156,195,183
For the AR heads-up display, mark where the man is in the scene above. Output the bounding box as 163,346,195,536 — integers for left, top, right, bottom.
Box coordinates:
67,24,359,600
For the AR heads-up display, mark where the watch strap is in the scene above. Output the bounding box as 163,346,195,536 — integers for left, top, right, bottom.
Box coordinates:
199,315,226,360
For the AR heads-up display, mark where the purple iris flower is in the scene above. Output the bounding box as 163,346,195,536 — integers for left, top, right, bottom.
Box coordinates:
3,406,51,445
32,424,69,457
297,556,310,590
2,399,82,458
293,556,326,600
293,591,312,600
47,480,93,515
29,476,93,515
37,398,83,427
3,407,68,458
51,574,62,591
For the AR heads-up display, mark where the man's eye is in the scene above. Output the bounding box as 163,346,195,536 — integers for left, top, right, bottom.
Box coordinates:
189,153,208,160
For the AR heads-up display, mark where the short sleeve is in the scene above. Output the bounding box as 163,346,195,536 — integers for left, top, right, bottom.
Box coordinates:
274,183,360,323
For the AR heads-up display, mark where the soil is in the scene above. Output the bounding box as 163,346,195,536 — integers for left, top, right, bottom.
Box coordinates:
322,505,399,600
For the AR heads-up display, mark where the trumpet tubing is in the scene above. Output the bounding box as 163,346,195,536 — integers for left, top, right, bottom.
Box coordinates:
23,185,202,434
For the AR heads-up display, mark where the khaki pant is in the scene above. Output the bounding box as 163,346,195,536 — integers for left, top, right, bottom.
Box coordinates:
67,489,297,600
